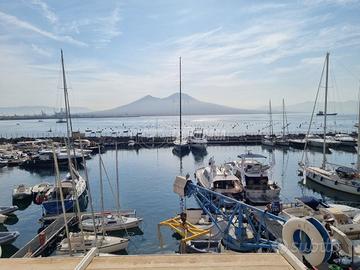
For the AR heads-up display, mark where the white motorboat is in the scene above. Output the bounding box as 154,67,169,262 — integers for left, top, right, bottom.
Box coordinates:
281,196,360,257
195,157,243,200
334,133,357,146
32,182,52,196
230,152,280,204
188,128,207,150
57,232,129,254
12,184,32,200
81,213,142,232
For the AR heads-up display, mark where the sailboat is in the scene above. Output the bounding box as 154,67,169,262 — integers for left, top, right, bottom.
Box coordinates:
81,144,142,232
173,57,190,155
262,100,275,146
303,52,360,195
276,99,290,146
41,50,88,215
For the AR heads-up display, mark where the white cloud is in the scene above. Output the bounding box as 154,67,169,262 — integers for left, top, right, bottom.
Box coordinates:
30,0,58,24
31,44,52,57
0,10,87,47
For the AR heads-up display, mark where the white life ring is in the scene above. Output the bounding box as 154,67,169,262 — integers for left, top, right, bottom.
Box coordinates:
282,217,332,266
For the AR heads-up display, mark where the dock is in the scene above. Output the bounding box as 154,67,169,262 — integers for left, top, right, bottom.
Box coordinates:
12,216,76,258
0,252,304,270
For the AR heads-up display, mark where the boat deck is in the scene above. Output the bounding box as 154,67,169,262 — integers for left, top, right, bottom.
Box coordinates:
0,253,299,270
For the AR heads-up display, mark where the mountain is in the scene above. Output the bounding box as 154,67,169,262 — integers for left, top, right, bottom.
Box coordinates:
90,93,263,117
273,101,358,114
0,106,92,116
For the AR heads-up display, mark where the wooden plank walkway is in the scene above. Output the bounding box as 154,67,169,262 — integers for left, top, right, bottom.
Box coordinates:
0,253,298,270
12,216,76,258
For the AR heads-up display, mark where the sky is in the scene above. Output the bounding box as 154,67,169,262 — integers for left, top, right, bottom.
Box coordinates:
0,0,359,111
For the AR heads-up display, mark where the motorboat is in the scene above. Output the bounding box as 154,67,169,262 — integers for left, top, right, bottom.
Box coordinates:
334,133,357,146
195,157,243,200
32,182,52,204
0,158,7,168
317,110,337,116
188,128,207,150
42,171,88,215
12,184,32,200
81,213,142,232
0,231,20,245
281,196,360,257
20,149,83,169
0,206,18,215
57,232,129,254
229,152,280,205
32,182,52,197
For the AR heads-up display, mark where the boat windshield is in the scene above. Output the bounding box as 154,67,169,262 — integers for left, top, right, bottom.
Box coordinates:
213,180,236,189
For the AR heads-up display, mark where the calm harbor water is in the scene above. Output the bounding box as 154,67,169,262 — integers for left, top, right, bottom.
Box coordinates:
0,113,357,138
0,144,359,257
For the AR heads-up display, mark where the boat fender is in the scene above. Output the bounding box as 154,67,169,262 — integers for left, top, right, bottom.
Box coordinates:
282,217,332,266
334,181,338,185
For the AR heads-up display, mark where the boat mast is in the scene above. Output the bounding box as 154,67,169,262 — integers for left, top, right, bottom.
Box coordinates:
115,142,121,213
179,57,182,145
61,50,71,145
99,146,105,238
282,99,285,139
357,83,360,171
269,100,273,137
322,52,329,169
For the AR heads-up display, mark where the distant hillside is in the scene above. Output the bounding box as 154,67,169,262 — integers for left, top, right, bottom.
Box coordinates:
90,93,264,117
273,101,358,114
0,106,92,116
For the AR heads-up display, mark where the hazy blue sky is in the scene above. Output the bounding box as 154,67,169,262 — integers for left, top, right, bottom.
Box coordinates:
0,0,359,110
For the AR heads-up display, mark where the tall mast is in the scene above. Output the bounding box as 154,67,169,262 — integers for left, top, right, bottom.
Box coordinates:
179,57,182,145
61,50,71,144
115,142,120,213
322,52,329,169
269,100,273,136
99,146,105,238
357,83,360,171
282,99,285,139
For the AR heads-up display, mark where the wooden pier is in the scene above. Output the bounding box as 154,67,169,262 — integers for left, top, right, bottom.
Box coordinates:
12,216,76,258
0,252,305,270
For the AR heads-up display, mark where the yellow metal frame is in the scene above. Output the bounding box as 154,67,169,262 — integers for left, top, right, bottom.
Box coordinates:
158,215,211,242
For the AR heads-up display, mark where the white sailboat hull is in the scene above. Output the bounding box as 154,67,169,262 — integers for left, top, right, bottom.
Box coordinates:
306,167,360,195
58,233,129,254
82,216,142,232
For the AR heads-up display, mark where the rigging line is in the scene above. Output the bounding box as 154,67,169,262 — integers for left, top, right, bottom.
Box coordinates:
333,58,360,81
100,157,131,238
100,158,117,202
300,55,327,164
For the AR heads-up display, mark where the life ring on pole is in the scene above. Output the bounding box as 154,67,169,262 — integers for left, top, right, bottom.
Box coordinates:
282,217,332,266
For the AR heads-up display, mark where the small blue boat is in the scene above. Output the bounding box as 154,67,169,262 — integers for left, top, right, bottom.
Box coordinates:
42,172,88,215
